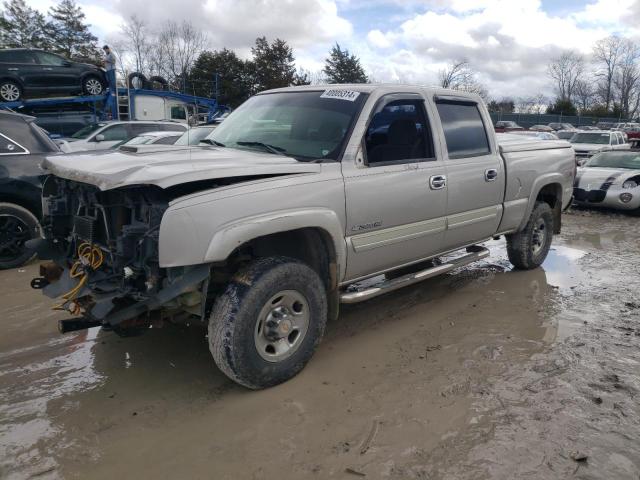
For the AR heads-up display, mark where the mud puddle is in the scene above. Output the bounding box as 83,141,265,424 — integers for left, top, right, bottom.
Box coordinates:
0,209,639,479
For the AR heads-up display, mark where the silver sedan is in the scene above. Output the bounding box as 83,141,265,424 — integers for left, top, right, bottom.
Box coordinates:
573,151,640,214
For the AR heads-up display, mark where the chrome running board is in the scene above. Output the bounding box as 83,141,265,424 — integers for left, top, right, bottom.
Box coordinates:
339,245,490,304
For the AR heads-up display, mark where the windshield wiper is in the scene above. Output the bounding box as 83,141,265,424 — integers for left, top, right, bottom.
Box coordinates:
236,141,287,155
200,138,226,147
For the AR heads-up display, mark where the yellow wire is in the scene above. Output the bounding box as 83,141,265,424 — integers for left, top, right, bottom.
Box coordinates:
53,242,104,314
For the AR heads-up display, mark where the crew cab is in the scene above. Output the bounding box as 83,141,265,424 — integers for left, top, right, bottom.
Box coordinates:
30,85,575,389
570,130,630,163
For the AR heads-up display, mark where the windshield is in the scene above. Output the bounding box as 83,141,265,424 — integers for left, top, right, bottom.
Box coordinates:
175,127,216,145
570,133,610,145
586,152,640,169
71,123,105,139
207,90,367,161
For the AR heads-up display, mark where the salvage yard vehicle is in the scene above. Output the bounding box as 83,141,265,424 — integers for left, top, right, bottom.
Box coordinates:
29,85,575,389
570,130,630,163
60,120,187,152
494,120,523,132
0,48,106,102
573,151,640,214
0,111,60,269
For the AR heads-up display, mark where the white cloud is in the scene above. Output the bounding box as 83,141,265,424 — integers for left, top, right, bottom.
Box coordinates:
367,29,393,48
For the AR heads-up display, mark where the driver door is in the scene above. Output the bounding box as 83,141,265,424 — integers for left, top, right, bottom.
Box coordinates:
342,93,447,281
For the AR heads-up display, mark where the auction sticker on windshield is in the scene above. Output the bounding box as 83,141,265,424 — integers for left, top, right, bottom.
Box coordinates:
320,89,361,101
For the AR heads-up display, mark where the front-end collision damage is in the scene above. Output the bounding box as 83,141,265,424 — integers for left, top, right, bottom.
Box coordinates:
30,176,213,332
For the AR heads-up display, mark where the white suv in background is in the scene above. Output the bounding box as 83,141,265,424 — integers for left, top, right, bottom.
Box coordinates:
59,121,187,152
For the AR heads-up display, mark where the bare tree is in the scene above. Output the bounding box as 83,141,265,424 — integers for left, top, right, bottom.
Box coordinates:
547,50,584,103
593,35,623,111
614,38,640,118
157,20,208,88
439,60,488,100
121,15,152,74
573,79,595,112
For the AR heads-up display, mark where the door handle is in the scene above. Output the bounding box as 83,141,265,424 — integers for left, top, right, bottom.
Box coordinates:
429,175,447,190
485,168,498,182
42,67,53,71
8,68,18,71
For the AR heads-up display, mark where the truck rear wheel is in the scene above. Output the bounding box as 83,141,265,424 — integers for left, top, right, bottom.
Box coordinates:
208,256,327,389
506,201,553,270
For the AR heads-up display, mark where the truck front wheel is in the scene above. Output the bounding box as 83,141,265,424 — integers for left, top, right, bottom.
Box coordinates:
506,201,554,270
208,256,328,389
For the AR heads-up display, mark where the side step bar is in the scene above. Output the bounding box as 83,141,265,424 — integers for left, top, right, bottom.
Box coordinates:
340,245,490,304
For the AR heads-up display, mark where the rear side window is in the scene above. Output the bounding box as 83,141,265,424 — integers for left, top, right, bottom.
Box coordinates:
0,50,36,64
365,99,433,165
0,134,28,155
436,101,490,159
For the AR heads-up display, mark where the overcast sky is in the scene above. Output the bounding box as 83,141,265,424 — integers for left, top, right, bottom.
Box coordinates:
25,0,640,98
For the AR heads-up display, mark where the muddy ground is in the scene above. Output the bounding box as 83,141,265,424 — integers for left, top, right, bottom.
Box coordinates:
1,209,639,480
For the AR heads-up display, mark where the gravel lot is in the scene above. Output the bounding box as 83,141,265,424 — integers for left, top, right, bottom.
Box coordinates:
1,209,639,480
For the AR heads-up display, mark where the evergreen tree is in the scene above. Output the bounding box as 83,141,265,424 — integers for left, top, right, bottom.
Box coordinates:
48,0,99,60
0,0,49,49
251,36,297,92
189,49,254,107
323,43,368,84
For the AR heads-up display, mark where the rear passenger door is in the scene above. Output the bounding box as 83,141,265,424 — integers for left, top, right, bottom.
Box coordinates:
0,50,40,92
434,97,505,250
343,93,447,280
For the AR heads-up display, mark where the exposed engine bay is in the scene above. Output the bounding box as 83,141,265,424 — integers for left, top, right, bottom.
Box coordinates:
34,177,210,332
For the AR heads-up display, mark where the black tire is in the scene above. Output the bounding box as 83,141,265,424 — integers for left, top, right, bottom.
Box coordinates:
506,201,554,270
0,202,41,270
148,76,168,90
82,75,104,95
209,256,328,389
0,80,22,102
127,72,148,90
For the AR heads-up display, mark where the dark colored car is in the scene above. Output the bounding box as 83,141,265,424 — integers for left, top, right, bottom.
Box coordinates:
0,49,106,102
0,111,60,269
494,120,524,133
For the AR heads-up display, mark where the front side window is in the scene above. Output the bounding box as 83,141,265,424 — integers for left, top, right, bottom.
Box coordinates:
170,106,187,120
35,52,66,66
99,125,128,141
208,90,366,161
0,134,27,155
365,99,432,165
436,101,490,159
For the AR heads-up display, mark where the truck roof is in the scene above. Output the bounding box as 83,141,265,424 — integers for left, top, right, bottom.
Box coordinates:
262,84,484,103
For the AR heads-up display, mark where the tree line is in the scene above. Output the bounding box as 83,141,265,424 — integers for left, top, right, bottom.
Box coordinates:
115,15,368,107
546,36,640,119
2,0,637,118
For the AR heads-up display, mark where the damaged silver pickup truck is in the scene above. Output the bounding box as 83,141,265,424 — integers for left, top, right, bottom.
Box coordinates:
30,85,575,389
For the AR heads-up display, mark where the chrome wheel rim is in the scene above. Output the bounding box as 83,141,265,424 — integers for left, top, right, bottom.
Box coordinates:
254,290,310,363
85,79,102,95
531,218,547,256
1,83,20,102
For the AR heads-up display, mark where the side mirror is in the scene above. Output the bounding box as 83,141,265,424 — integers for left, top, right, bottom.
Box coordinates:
62,61,72,67
94,134,105,142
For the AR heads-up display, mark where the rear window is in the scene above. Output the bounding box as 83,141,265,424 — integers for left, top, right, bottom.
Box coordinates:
436,101,490,159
